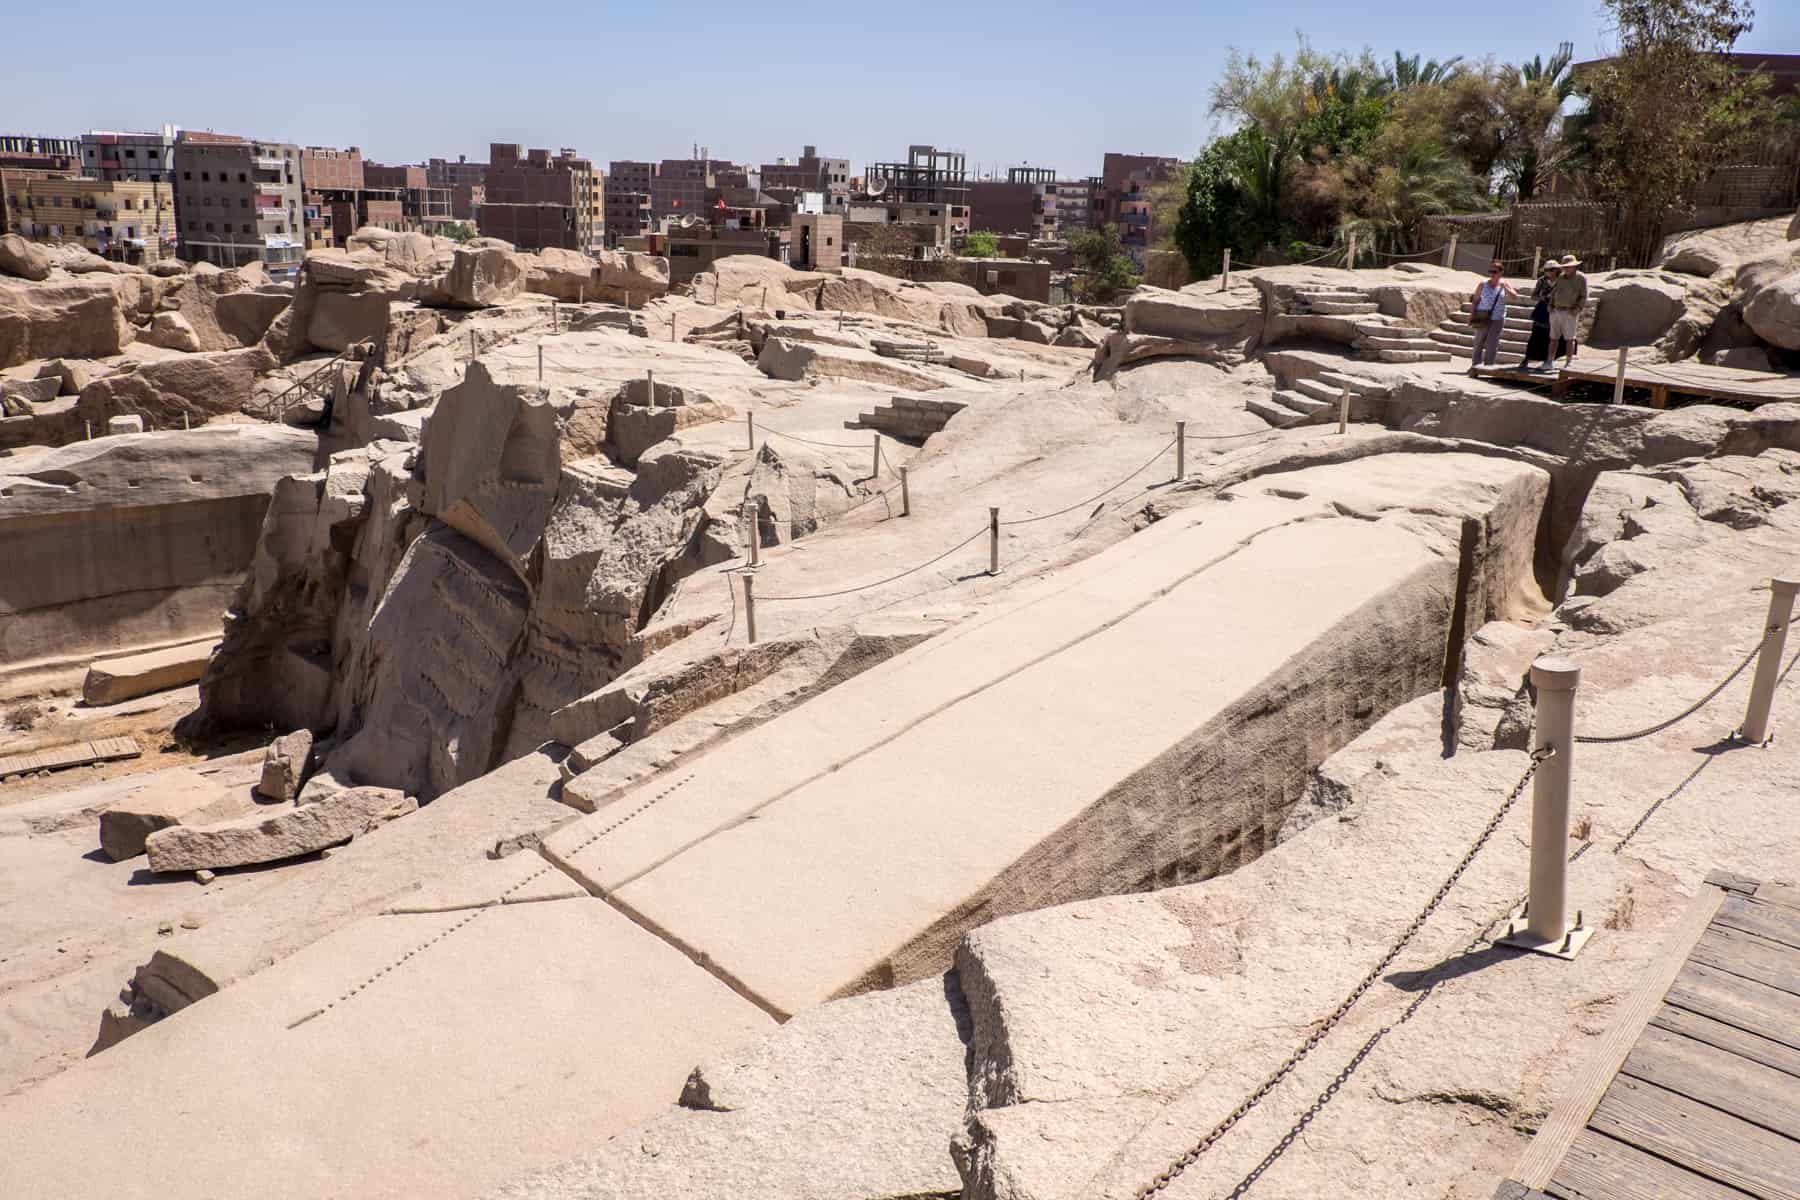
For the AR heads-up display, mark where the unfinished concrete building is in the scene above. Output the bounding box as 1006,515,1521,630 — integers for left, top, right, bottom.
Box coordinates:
481,143,599,252
172,131,304,276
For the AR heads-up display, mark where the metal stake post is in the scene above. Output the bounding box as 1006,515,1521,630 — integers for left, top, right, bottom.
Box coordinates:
646,369,655,410
1444,234,1459,270
989,508,1000,575
743,573,757,644
469,329,475,360
743,502,760,566
1500,656,1592,959
1220,248,1231,292
900,466,911,516
537,344,543,385
746,412,755,451
871,434,882,479
1338,388,1351,434
1612,347,1628,406
1531,246,1542,277
551,301,558,333
1741,577,1800,743
1175,421,1186,481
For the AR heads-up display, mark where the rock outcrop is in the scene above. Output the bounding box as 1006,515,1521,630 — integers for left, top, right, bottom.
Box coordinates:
76,345,274,428
0,424,316,670
0,234,53,282
0,275,134,367
185,351,733,800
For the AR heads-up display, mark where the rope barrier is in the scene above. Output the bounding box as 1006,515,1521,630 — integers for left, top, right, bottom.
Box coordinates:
754,527,988,602
760,425,871,452
1000,439,1176,527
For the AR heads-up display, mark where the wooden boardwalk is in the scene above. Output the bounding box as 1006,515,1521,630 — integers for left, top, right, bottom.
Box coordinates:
0,735,140,780
1475,356,1800,409
1499,871,1800,1200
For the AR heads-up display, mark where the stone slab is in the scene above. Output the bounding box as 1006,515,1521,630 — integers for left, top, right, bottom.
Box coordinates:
0,898,773,1200
144,785,415,873
97,765,258,861
82,640,218,705
544,454,1547,1018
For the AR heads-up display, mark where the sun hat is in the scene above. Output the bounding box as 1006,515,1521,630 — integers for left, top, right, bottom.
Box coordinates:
1557,254,1582,267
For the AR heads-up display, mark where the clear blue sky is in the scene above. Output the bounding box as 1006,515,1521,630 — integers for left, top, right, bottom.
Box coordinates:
9,0,1797,178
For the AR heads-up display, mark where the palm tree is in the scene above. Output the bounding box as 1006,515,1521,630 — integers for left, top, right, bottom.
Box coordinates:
1501,42,1576,199
1342,141,1485,254
1384,51,1465,92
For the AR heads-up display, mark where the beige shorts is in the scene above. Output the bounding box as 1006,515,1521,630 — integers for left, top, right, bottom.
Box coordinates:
1549,308,1581,343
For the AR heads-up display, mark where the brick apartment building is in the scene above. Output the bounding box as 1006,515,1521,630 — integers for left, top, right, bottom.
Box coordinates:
79,127,179,183
299,146,363,248
1100,152,1183,264
0,135,78,237
173,131,305,275
366,161,454,233
968,167,1058,238
6,176,177,263
481,143,600,252
427,155,487,189
606,160,656,244
760,145,850,192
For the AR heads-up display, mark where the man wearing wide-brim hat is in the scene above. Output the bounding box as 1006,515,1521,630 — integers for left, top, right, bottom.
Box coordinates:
1548,254,1588,370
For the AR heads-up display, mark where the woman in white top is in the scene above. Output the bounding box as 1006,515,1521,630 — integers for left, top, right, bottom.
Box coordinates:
1467,261,1519,374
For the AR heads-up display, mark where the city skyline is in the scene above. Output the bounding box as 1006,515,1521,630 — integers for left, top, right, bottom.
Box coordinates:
9,0,1798,179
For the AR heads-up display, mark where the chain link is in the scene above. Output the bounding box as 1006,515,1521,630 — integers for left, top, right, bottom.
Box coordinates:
1574,638,1763,744
1135,746,1554,1199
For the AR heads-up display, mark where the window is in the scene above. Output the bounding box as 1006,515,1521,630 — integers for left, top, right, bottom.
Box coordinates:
125,149,136,159
183,170,191,181
240,198,248,208
187,220,196,230
241,224,251,233
238,172,246,183
204,221,214,232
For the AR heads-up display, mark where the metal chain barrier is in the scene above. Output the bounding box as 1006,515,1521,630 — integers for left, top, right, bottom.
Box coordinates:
1135,746,1554,1199
1214,639,1800,1195
1573,640,1762,744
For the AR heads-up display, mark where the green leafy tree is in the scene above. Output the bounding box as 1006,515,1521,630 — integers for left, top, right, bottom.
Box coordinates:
1067,224,1140,301
439,221,475,242
1575,0,1778,261
962,230,1000,257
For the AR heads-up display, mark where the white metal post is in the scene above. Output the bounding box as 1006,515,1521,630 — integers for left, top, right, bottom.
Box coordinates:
871,434,882,479
469,329,475,360
646,368,655,410
1531,246,1542,278
1338,388,1350,435
1220,248,1231,292
900,466,911,516
743,573,757,644
1501,656,1591,959
1742,578,1800,743
1444,234,1459,270
743,502,760,566
1612,347,1628,406
1175,421,1186,481
537,344,543,384
551,301,558,332
989,507,1000,575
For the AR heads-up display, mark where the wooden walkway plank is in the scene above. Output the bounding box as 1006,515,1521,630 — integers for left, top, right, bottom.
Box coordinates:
1651,1005,1800,1082
1621,1025,1800,1143
1715,896,1800,953
1750,883,1800,915
1691,926,1800,999
1513,885,1728,1188
1587,1075,1800,1200
0,735,140,778
1549,1128,1760,1200
1665,964,1800,1057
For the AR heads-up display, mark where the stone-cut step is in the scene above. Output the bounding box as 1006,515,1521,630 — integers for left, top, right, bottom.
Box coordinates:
1245,394,1311,425
1297,290,1371,303
1272,388,1330,415
1452,311,1536,333
1362,335,1445,352
1293,376,1351,405
1305,301,1379,316
1376,348,1454,363
1432,330,1531,351
1315,369,1390,398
